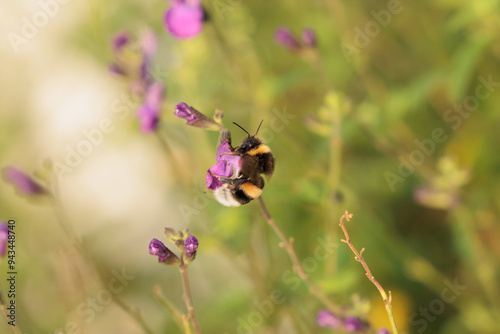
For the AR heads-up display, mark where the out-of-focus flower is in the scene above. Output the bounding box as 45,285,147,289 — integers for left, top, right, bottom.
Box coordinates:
112,32,131,52
165,0,204,39
137,82,164,133
302,28,316,47
378,328,390,334
317,309,341,328
274,26,317,51
206,130,241,190
343,317,366,332
174,102,220,130
149,238,181,265
274,27,301,51
109,30,158,95
0,222,8,258
3,166,46,196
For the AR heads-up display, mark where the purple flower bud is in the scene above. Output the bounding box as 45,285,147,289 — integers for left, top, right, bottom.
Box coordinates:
184,234,198,257
3,166,46,196
175,102,198,123
137,82,164,133
165,0,204,39
149,238,180,265
0,222,8,258
317,310,341,328
378,328,390,334
174,102,220,130
274,27,300,51
344,317,366,332
302,28,316,48
112,32,131,52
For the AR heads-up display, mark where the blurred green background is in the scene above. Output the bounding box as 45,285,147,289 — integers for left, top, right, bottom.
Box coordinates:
1,0,500,333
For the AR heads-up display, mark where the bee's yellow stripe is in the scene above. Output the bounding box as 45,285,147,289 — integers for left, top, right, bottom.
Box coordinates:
241,182,263,199
246,145,271,156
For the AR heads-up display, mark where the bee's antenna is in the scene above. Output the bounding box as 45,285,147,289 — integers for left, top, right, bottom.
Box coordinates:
233,122,251,136
254,120,264,136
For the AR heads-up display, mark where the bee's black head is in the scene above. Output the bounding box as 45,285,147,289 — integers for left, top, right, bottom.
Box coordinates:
236,136,262,154
232,121,265,154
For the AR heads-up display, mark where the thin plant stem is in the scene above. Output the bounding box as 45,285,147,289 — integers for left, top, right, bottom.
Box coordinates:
153,286,186,332
0,288,22,334
179,265,202,334
258,197,341,314
338,210,399,334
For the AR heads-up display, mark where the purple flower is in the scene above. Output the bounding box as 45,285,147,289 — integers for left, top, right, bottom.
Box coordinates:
378,328,390,334
165,0,204,39
317,310,341,328
275,26,317,51
344,317,366,332
149,238,180,265
274,27,300,51
184,234,198,257
302,28,316,47
112,32,131,52
3,166,46,196
175,102,197,123
0,222,8,258
174,102,220,130
137,82,164,133
206,131,241,190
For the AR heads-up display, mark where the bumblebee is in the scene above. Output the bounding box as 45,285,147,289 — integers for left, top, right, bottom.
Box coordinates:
214,121,275,207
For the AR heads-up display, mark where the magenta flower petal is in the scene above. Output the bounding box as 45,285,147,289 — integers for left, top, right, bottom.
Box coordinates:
344,317,366,332
274,27,300,50
165,1,204,39
141,30,157,62
378,328,390,334
302,28,316,47
3,166,45,196
205,134,242,190
174,102,220,129
175,102,198,123
317,310,341,328
0,222,8,258
137,82,164,133
112,32,131,52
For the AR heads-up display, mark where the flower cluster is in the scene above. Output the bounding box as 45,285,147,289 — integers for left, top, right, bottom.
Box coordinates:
110,30,165,133
164,0,206,39
149,228,199,266
274,26,316,51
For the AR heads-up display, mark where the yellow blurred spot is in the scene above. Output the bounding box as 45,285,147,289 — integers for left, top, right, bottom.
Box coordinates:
368,288,412,333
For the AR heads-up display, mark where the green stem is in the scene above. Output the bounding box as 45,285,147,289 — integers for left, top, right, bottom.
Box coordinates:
179,265,202,334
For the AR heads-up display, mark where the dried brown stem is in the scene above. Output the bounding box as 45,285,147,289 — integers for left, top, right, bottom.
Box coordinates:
338,210,399,334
